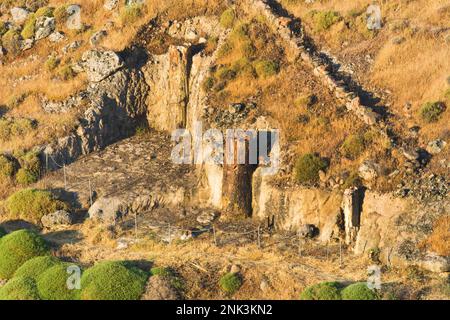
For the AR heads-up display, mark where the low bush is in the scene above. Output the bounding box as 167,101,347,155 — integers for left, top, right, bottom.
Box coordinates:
219,272,242,295
0,118,37,142
151,266,184,291
21,14,36,39
0,230,49,279
80,261,149,300
0,155,16,182
15,151,41,186
220,8,236,29
53,5,69,24
6,189,69,224
37,263,81,300
253,59,279,78
294,153,328,185
300,282,342,300
34,7,54,18
1,29,21,56
120,4,145,24
341,134,365,159
420,101,446,123
312,10,341,31
14,256,61,280
0,276,40,300
341,282,379,300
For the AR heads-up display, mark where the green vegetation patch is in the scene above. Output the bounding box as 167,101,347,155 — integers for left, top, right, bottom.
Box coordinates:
120,3,145,24
300,281,342,300
294,153,328,185
0,230,49,279
341,134,366,160
341,282,379,300
36,263,81,300
220,8,236,29
151,266,184,292
253,59,279,78
0,276,40,300
219,272,242,295
21,14,36,39
0,154,16,182
80,261,149,300
1,29,21,56
6,189,69,224
14,255,61,280
420,101,446,123
311,10,342,31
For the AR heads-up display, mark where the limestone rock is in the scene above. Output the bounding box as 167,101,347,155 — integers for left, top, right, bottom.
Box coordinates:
48,31,65,43
426,139,446,155
104,0,119,11
141,276,180,300
88,197,128,224
41,210,76,228
81,50,124,82
90,30,107,46
35,16,55,40
10,7,29,24
359,160,379,182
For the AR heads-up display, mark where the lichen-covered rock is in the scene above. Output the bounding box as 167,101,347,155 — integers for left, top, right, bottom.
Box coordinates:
88,197,128,224
426,139,446,155
41,210,76,228
359,161,380,182
48,31,65,43
10,7,29,24
34,16,55,40
81,50,124,82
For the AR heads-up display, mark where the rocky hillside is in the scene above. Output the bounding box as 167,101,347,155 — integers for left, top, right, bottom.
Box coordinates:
0,0,448,300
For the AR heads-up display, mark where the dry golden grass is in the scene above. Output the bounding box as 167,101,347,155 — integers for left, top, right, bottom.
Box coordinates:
420,215,450,257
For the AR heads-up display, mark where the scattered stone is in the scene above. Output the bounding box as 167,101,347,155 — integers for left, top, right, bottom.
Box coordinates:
90,30,107,47
88,196,128,224
426,139,446,155
10,7,29,24
34,16,55,40
41,210,76,228
20,39,34,51
196,210,219,225
66,5,82,30
230,264,241,274
359,160,379,182
418,253,450,273
104,0,119,11
402,147,419,161
141,276,180,300
48,31,65,43
81,50,124,82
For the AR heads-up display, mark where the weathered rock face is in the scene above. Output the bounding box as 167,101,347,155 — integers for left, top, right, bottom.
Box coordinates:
81,50,124,82
252,167,343,242
88,197,128,224
40,67,148,169
34,16,55,40
10,7,29,24
143,45,190,132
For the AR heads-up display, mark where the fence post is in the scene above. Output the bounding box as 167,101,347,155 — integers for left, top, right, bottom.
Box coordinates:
134,212,138,241
257,225,261,249
63,164,67,189
213,225,217,246
88,179,93,207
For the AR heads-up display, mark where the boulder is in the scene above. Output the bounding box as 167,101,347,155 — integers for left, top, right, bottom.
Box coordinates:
66,5,82,30
358,160,379,182
104,0,119,11
88,197,128,224
48,31,65,43
34,16,55,40
141,276,180,300
426,139,447,155
81,50,124,82
417,253,450,273
10,7,29,24
41,210,76,228
90,30,107,46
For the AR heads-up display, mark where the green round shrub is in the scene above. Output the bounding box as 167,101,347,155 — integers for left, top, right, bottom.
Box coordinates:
219,272,242,295
253,59,279,78
80,261,148,300
220,8,236,28
300,282,342,300
21,14,36,39
15,168,39,186
341,134,365,159
0,276,40,300
0,230,49,279
37,263,81,300
420,101,446,123
341,282,379,300
294,153,328,185
6,188,69,224
14,256,61,280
